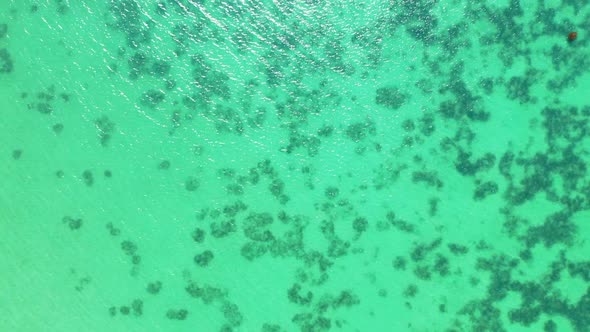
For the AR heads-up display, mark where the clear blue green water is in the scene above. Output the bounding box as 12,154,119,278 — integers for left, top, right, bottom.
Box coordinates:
1,1,590,331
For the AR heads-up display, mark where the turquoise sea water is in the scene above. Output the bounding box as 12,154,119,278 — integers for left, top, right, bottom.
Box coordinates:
1,0,590,331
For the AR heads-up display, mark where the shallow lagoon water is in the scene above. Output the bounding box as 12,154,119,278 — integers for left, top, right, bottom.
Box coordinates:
1,1,590,331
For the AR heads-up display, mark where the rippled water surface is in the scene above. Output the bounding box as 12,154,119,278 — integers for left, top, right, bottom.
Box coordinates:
1,1,590,331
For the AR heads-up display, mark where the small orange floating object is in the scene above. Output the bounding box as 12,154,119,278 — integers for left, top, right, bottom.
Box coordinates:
568,31,578,41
